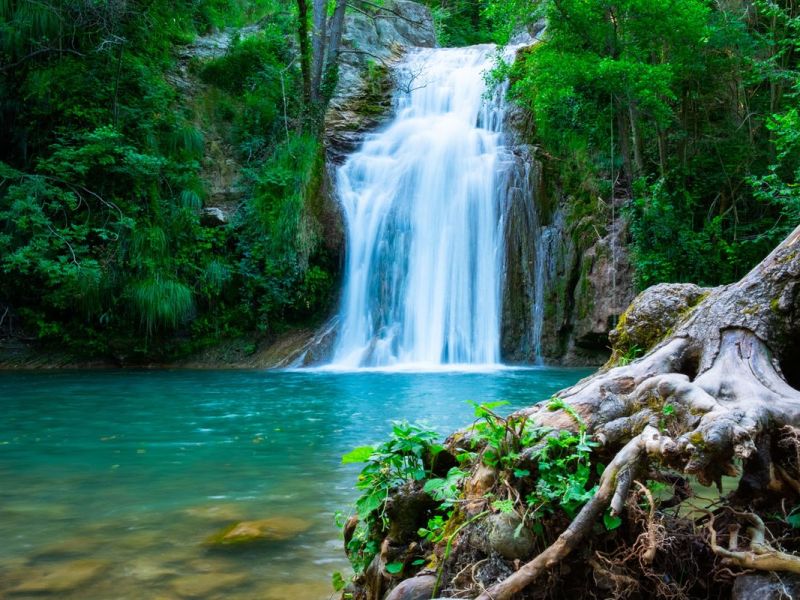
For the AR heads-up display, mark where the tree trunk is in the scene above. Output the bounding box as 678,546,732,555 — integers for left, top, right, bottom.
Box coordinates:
349,225,800,600
616,106,634,194
310,0,328,103
323,0,348,101
295,0,312,104
476,224,800,599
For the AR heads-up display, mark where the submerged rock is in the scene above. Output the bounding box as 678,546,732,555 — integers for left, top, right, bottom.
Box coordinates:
9,559,108,594
206,516,310,546
172,572,247,598
183,503,246,522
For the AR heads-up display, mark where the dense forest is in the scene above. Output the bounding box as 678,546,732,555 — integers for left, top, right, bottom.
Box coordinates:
0,0,798,362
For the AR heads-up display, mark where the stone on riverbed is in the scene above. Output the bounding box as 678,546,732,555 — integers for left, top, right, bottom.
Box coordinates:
183,503,246,522
9,559,108,594
206,516,311,547
172,572,247,598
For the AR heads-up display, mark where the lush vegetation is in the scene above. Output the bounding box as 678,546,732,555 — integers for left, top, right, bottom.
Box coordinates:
491,0,800,289
338,400,612,585
0,0,337,360
2,0,798,360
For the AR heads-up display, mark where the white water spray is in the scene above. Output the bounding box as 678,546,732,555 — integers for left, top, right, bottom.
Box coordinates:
330,45,517,369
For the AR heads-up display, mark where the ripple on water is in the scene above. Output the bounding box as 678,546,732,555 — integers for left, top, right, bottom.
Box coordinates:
0,367,590,598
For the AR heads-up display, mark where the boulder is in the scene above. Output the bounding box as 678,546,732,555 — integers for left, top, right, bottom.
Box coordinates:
201,207,229,227
609,282,710,359
486,512,535,560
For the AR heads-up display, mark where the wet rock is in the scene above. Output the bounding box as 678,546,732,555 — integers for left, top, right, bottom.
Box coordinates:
732,573,800,600
486,513,535,560
201,207,229,227
9,559,108,594
385,574,437,600
299,317,340,366
206,516,311,546
570,213,636,356
326,0,436,162
500,148,637,366
172,572,247,598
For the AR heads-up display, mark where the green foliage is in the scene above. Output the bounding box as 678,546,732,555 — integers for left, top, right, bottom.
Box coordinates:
0,0,337,359
340,422,442,574
423,466,468,508
525,428,598,518
492,0,800,290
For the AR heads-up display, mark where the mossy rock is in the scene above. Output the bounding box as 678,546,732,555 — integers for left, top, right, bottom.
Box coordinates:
206,516,311,547
607,283,711,366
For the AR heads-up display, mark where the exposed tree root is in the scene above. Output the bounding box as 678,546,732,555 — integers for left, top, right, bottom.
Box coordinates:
346,225,800,600
706,509,800,575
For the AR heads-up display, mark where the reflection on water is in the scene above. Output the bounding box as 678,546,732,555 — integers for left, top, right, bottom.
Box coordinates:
0,368,589,598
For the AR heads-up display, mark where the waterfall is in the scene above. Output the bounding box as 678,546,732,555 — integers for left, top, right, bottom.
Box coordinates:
330,45,517,369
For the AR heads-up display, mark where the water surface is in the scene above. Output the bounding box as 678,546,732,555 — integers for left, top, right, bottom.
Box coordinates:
0,368,590,598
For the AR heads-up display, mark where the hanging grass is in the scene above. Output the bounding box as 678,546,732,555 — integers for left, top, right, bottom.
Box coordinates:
167,126,204,159
179,189,203,210
129,276,194,334
203,259,231,292
130,226,168,260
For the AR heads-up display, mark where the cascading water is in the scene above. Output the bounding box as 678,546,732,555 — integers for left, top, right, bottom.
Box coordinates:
330,45,517,369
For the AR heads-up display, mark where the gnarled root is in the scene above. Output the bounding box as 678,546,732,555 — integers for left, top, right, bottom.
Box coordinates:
706,510,800,575
347,227,800,600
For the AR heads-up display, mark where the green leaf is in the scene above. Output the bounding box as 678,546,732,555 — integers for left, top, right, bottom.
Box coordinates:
787,513,800,528
332,571,346,591
603,511,622,531
514,469,531,478
492,499,516,514
412,558,426,566
342,446,375,464
385,561,403,574
662,404,675,416
355,491,383,519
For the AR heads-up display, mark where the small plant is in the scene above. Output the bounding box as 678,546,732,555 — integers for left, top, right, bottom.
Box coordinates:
340,421,442,574
467,400,541,468
522,398,600,519
618,344,644,366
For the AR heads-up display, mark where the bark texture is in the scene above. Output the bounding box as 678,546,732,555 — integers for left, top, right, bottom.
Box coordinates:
348,225,800,600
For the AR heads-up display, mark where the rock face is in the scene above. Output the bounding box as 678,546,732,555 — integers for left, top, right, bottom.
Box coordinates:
325,0,436,163
500,124,636,366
